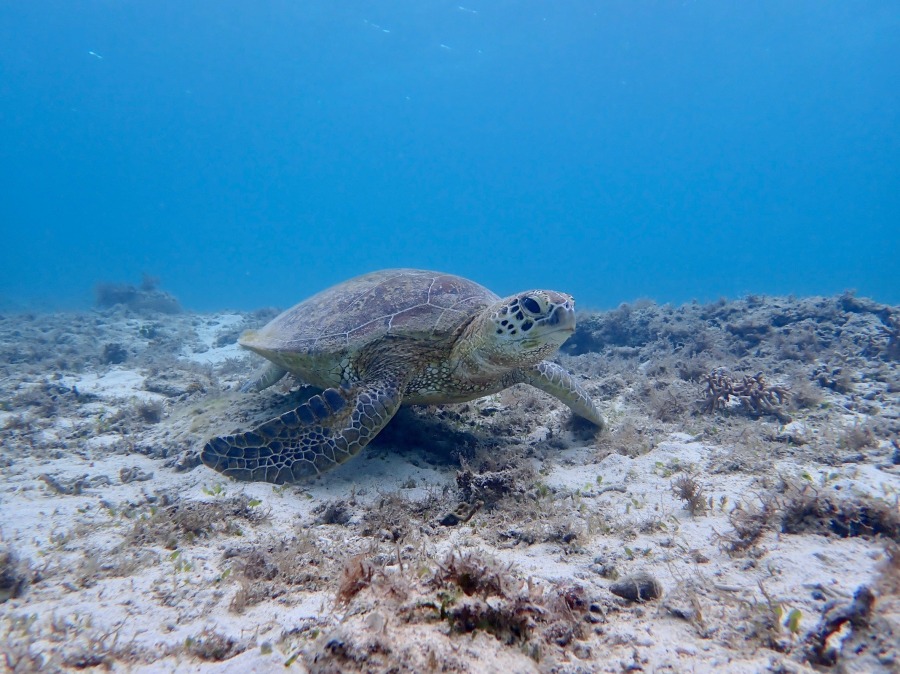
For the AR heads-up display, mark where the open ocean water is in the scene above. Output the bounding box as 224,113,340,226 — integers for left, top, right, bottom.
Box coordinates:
1,1,897,312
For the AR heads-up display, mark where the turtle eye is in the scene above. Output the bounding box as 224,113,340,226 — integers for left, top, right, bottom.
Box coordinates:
521,296,542,315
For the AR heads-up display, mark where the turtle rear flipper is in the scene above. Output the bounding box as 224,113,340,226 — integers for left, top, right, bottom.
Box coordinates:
201,379,402,484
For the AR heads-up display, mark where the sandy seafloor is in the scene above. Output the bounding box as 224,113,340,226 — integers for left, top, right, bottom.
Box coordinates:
1,290,898,673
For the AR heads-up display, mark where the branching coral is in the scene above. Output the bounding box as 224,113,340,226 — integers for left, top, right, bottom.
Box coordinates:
701,368,791,423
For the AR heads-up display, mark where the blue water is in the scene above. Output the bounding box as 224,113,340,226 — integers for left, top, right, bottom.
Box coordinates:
1,1,898,312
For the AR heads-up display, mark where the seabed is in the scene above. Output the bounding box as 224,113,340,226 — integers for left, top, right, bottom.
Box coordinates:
1,292,898,672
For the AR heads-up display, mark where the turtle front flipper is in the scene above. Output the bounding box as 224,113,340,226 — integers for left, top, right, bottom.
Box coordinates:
523,361,606,430
201,379,402,484
240,362,288,393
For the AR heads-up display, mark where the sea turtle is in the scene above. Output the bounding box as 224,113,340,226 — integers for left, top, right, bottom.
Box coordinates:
201,269,605,484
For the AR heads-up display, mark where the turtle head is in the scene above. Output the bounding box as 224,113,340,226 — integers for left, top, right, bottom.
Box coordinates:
458,290,577,372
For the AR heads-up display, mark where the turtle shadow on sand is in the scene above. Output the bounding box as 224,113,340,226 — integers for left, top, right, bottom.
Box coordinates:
371,407,488,464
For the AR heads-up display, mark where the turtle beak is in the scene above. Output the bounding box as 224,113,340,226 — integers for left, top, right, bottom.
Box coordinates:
548,302,576,332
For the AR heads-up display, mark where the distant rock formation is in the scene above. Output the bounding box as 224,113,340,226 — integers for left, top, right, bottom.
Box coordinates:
95,274,182,314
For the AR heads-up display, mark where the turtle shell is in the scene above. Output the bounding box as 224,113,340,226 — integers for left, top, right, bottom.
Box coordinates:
239,269,498,365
